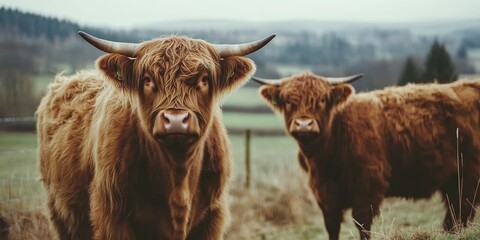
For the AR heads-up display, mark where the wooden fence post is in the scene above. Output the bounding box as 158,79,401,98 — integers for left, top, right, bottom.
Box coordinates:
245,129,251,189
8,179,11,199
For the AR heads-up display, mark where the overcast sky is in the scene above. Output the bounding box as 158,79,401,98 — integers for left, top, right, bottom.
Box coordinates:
2,0,480,29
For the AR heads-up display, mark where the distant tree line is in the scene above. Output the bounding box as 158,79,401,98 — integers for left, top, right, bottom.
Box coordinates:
0,7,138,42
398,41,458,86
0,7,478,117
0,7,79,41
457,29,480,59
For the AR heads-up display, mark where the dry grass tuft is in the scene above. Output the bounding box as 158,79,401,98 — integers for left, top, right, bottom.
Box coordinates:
226,167,320,239
1,210,52,240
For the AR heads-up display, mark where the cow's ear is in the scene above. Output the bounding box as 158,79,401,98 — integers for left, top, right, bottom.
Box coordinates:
218,57,255,93
330,84,354,105
96,53,135,90
259,85,281,111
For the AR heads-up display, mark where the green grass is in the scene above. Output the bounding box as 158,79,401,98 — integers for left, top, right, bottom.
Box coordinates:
0,132,39,179
31,74,55,96
222,87,266,107
0,132,37,152
0,131,44,222
222,112,284,130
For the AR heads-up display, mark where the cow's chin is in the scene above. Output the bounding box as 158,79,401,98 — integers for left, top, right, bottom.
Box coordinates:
154,133,200,149
290,131,320,142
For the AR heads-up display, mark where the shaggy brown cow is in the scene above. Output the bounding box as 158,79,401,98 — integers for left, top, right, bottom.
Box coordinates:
254,72,480,240
36,31,274,240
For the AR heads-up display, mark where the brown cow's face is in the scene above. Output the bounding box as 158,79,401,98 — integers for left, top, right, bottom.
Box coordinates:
97,36,255,148
259,73,353,142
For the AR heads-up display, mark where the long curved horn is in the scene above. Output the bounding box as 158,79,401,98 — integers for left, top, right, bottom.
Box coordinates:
251,76,283,86
326,73,364,85
78,31,138,57
214,34,276,58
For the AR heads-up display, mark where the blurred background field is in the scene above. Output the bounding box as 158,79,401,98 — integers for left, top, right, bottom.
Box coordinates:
1,4,480,240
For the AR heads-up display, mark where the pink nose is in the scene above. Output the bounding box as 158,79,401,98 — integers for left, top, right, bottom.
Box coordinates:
295,119,313,131
289,117,319,133
162,111,190,134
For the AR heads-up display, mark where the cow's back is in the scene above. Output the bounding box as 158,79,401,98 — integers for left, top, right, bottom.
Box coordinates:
37,70,104,213
372,80,480,198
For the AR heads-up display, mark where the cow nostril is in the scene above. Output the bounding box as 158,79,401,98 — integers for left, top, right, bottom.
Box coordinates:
162,113,170,124
182,113,190,124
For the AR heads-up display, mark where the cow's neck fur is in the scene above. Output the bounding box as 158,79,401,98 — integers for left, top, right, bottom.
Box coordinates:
296,114,338,164
153,131,208,239
91,85,213,239
296,109,354,176
145,117,214,240
295,111,358,211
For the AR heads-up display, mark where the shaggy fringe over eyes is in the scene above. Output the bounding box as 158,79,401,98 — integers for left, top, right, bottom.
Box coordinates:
279,73,333,110
131,36,221,124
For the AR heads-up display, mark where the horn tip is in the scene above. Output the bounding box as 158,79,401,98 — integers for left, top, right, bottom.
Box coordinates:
251,76,261,83
251,76,281,86
78,31,90,41
265,34,276,43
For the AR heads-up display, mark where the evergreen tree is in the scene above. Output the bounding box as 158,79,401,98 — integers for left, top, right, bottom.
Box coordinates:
398,56,422,86
422,41,458,83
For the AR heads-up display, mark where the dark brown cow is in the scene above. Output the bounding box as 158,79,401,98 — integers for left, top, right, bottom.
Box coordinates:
36,31,274,240
254,72,480,240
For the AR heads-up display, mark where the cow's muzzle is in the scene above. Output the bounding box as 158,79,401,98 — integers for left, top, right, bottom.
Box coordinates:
153,109,199,145
289,117,320,138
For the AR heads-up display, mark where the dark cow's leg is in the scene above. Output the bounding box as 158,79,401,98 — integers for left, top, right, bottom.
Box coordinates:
0,216,8,240
442,173,480,231
459,153,480,228
187,206,226,240
320,207,343,240
442,186,466,231
351,206,376,240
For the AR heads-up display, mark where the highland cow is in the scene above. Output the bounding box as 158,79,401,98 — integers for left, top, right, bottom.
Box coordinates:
254,73,480,240
36,31,274,240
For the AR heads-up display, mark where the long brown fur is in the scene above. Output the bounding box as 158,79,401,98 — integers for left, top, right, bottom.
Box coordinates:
37,36,256,240
259,72,480,240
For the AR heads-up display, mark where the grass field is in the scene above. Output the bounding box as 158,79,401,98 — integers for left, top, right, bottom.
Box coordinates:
31,74,56,96
222,87,266,107
1,130,479,239
223,112,284,130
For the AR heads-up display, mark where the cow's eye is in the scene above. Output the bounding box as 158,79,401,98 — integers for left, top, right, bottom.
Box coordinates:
144,76,152,84
197,76,209,90
143,76,157,94
285,101,295,110
320,95,326,103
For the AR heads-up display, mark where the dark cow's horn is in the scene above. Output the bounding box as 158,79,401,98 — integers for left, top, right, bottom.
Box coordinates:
78,31,138,57
251,76,283,86
214,34,276,58
326,73,364,85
